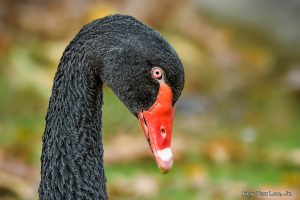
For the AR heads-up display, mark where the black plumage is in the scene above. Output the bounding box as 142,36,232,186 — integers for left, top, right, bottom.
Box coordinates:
39,14,184,200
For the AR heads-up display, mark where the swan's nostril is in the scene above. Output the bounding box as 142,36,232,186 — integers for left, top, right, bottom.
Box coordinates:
161,128,166,139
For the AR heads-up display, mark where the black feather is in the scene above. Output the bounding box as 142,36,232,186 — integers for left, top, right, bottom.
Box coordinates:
39,14,184,200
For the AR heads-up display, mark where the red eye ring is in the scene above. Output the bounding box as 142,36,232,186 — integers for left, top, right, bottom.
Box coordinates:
151,67,163,80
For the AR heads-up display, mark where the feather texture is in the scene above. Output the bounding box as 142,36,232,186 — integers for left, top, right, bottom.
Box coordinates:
39,14,184,200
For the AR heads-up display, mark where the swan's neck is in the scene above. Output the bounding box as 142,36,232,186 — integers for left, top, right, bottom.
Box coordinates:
39,49,107,199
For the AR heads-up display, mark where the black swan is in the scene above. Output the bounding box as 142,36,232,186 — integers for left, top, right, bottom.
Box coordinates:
39,14,184,200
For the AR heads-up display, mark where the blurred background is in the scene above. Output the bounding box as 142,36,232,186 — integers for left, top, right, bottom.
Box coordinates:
0,0,300,199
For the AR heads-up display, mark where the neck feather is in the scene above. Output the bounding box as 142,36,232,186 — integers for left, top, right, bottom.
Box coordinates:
39,45,107,199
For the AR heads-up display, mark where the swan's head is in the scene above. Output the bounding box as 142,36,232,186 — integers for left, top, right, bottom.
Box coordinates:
97,15,184,173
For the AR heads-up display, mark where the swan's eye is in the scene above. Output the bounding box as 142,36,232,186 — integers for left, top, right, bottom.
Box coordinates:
152,67,163,80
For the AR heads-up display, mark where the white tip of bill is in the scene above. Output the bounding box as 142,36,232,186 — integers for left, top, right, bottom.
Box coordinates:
155,148,173,173
156,148,173,161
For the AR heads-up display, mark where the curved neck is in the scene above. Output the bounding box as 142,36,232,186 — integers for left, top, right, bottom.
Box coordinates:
39,44,108,199
38,14,181,200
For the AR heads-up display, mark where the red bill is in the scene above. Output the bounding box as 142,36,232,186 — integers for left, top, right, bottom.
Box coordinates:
138,83,174,173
